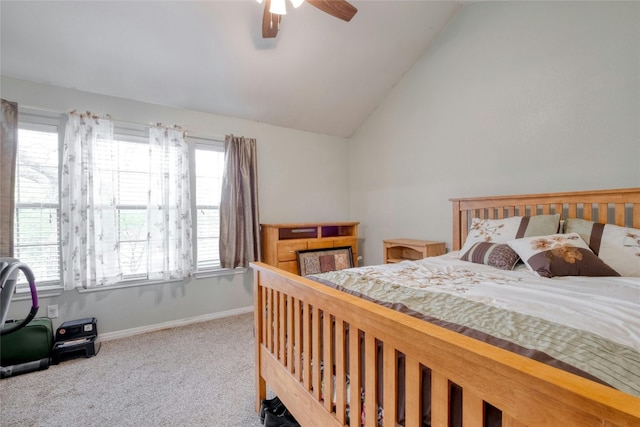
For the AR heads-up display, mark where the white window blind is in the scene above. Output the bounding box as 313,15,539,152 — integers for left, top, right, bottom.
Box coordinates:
14,117,61,287
101,128,151,279
194,143,224,271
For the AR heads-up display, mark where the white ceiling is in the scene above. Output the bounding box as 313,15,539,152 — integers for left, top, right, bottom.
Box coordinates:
1,0,462,137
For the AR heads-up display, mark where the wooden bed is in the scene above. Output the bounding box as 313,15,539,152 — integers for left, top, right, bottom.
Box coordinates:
251,188,640,427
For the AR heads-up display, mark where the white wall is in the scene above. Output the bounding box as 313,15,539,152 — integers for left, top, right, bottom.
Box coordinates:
1,76,350,334
349,1,640,265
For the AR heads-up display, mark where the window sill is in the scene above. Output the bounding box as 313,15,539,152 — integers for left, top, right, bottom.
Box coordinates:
14,285,64,300
194,267,248,279
76,268,248,293
9,268,248,298
76,277,183,293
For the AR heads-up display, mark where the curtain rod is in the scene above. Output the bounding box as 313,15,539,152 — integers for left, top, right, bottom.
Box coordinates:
18,104,225,142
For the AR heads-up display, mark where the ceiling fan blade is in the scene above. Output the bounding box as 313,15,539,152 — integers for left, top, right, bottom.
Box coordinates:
306,0,358,22
262,0,281,38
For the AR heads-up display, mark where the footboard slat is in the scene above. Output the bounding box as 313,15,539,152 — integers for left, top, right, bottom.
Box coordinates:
349,326,362,427
431,370,449,426
294,298,302,381
382,345,397,427
462,389,484,427
287,295,294,373
303,302,312,391
335,318,347,424
261,286,268,350
312,306,322,401
324,313,334,413
405,355,421,427
266,288,273,354
364,334,377,427
503,414,528,427
279,292,286,363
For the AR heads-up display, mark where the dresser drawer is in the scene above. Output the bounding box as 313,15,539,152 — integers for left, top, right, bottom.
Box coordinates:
307,240,335,250
277,241,308,262
332,237,357,248
277,261,299,274
278,227,318,240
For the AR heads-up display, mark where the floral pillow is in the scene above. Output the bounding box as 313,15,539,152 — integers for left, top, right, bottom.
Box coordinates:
460,242,520,270
564,218,640,277
507,233,620,278
460,214,560,255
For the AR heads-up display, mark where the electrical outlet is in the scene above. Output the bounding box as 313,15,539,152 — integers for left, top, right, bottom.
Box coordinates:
47,304,59,318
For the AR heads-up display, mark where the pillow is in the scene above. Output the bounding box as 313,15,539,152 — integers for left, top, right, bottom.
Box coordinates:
565,218,640,277
460,214,560,255
460,242,520,270
507,233,620,278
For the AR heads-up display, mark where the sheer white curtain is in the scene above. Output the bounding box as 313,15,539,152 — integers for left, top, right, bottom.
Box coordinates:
147,126,192,281
61,112,120,289
61,114,193,289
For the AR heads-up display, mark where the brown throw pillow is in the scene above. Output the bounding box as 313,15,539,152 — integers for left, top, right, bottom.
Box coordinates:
461,242,520,270
508,233,620,278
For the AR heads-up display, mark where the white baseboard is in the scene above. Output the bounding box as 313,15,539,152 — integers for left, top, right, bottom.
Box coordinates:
99,306,254,342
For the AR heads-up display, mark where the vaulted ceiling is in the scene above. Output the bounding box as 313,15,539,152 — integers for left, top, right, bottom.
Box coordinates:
1,1,462,137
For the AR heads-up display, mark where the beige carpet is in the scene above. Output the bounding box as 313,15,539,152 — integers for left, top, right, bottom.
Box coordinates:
1,312,265,427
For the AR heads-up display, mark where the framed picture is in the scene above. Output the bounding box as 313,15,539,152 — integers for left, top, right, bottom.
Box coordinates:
297,246,354,276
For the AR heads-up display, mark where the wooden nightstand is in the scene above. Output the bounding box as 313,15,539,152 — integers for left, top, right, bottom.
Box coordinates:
383,239,446,263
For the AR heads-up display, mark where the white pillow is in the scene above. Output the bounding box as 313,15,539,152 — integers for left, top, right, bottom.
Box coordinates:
460,214,560,255
565,218,640,277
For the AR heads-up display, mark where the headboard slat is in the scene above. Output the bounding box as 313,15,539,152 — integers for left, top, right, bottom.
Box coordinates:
599,203,609,224
614,203,625,226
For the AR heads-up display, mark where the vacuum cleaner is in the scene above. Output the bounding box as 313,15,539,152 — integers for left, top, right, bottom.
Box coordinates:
0,258,51,378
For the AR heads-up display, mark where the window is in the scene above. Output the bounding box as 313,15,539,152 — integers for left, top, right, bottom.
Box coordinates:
12,108,228,291
101,126,150,279
193,141,225,272
14,112,62,289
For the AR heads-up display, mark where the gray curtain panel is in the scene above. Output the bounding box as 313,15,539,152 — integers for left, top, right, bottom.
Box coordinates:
0,99,18,257
219,135,261,269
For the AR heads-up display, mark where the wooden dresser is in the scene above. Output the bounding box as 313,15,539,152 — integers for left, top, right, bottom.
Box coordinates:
260,222,359,274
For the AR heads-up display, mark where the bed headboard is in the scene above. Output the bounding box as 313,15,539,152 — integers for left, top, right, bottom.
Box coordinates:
450,188,640,251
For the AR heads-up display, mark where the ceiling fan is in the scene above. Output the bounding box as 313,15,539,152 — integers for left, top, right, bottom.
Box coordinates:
258,0,358,38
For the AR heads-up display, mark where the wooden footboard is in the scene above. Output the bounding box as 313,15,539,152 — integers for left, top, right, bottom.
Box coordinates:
252,262,640,427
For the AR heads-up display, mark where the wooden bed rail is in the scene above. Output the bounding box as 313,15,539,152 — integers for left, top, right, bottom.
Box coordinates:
450,188,640,251
252,262,640,427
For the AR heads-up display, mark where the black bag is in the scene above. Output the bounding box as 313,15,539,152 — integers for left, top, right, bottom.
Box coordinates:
1,317,53,366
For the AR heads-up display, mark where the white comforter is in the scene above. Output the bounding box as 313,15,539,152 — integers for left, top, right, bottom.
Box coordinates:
414,252,640,352
311,252,640,396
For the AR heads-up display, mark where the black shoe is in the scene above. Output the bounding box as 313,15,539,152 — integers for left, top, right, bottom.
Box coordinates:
264,410,300,427
260,396,283,424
